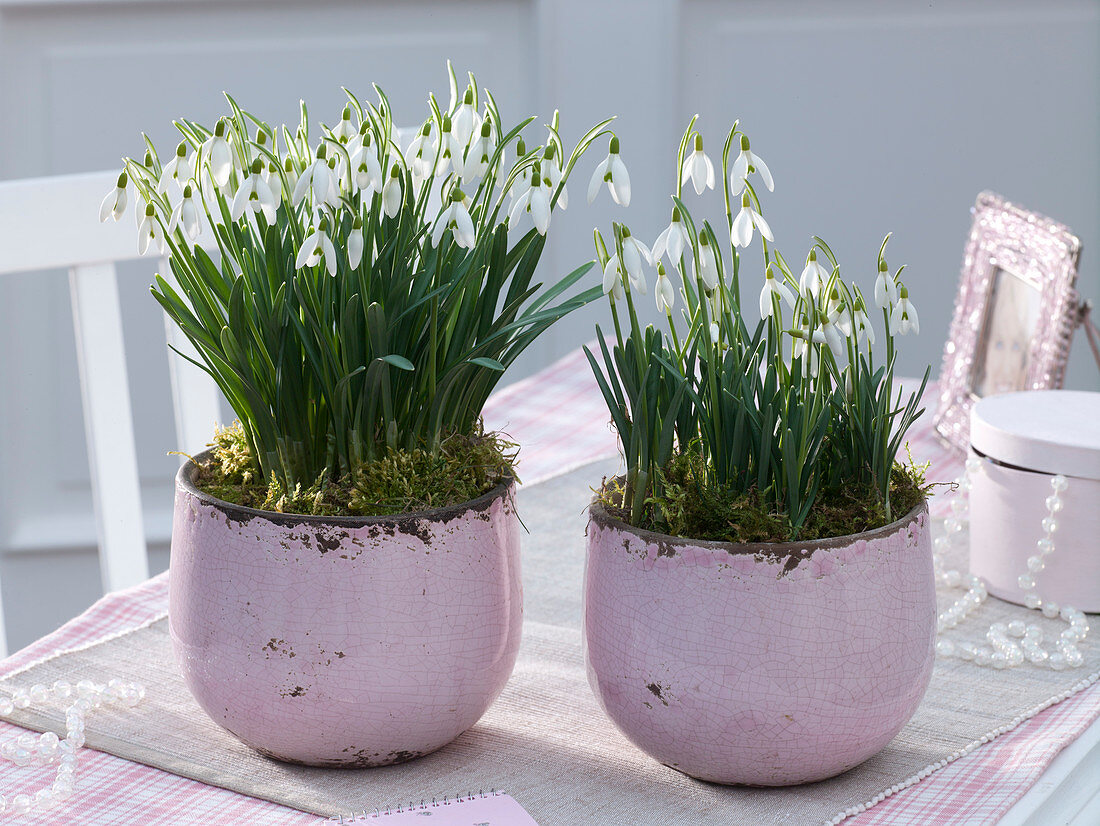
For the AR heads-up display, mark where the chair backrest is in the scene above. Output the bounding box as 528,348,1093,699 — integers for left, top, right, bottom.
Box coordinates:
0,171,223,656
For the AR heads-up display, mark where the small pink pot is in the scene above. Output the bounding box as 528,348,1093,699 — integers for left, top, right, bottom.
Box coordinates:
169,453,522,767
584,498,935,786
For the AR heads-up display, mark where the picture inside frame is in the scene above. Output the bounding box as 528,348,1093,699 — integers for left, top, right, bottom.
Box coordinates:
969,267,1042,398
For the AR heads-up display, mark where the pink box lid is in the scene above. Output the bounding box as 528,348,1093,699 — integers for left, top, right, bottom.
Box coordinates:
970,390,1100,480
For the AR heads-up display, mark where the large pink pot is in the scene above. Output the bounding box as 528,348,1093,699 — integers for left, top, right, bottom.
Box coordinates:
584,498,935,785
169,453,522,767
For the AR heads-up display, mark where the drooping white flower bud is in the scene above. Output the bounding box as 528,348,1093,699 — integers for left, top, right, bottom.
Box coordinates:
158,141,194,194
652,207,692,270
587,136,630,206
732,192,773,249
874,258,899,309
759,264,795,319
655,263,676,315
432,187,477,249
889,285,919,335
382,164,403,218
695,233,719,292
730,134,773,194
799,249,828,299
348,216,364,268
99,172,128,223
681,133,715,196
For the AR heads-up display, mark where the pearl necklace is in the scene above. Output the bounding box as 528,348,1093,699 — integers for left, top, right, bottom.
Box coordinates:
0,679,145,816
934,456,1089,670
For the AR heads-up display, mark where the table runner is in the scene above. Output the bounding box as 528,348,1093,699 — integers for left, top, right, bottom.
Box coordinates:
0,458,1097,825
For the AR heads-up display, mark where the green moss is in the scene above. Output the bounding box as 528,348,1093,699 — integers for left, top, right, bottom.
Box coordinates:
194,421,517,517
598,449,931,543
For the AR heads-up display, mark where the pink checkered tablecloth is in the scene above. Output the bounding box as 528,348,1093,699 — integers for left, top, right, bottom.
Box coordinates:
0,346,1093,825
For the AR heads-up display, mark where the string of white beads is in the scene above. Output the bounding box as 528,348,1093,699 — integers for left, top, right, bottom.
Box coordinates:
933,457,1089,671
0,679,144,816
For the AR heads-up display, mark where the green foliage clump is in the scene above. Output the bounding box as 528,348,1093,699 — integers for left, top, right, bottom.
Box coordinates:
124,66,612,496
598,448,931,544
194,421,516,517
586,116,932,539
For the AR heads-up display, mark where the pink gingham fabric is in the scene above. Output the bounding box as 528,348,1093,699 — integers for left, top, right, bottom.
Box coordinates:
0,346,1093,826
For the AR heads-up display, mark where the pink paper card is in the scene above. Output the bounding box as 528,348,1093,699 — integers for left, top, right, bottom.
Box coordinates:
329,791,539,825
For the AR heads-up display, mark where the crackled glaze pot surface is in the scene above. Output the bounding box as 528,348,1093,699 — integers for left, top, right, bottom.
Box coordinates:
584,500,935,786
169,453,522,767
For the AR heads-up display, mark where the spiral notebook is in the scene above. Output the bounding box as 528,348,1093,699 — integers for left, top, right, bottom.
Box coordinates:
327,791,538,824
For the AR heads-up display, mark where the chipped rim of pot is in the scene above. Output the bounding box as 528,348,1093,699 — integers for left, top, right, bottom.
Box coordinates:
176,449,515,528
588,484,928,557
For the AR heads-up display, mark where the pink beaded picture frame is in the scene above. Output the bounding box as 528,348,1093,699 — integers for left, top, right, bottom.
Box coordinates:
934,192,1082,452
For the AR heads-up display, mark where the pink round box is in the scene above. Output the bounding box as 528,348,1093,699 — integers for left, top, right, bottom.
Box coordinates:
969,390,1100,612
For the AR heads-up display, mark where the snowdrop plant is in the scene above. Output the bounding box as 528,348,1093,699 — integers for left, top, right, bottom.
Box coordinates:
104,64,616,495
587,115,929,536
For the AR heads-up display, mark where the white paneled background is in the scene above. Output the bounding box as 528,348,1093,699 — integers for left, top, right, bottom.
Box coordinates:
0,0,1097,650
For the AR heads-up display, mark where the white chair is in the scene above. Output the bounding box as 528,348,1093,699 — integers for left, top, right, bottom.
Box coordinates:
0,171,223,657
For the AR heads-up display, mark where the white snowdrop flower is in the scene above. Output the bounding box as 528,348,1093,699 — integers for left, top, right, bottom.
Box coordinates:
824,284,844,324
263,161,283,205
602,253,624,301
874,259,899,309
587,136,630,206
709,322,721,344
232,159,279,224
452,88,481,147
759,265,795,319
169,183,202,241
461,120,496,181
292,146,338,207
350,133,384,195
730,134,773,193
437,116,463,178
348,217,364,269
652,208,693,270
158,142,194,194
333,106,357,143
203,120,233,187
382,164,404,218
790,324,820,378
695,233,720,292
620,227,652,293
502,137,530,202
799,249,829,299
295,218,338,276
655,264,676,315
405,122,437,187
508,164,553,235
731,192,773,248
849,297,876,346
99,172,128,223
345,122,368,158
681,134,715,195
433,187,477,249
889,285,920,335
812,312,847,360
543,143,569,209
137,203,166,255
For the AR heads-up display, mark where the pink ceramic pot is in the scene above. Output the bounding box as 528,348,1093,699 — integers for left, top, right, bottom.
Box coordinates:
169,453,522,767
584,499,935,786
